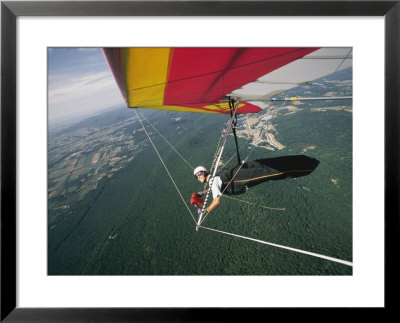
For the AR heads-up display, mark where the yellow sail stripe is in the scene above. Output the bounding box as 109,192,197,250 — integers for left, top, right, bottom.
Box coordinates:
123,48,171,107
138,105,219,113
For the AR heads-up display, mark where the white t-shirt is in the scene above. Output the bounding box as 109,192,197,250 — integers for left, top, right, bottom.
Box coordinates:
210,176,223,199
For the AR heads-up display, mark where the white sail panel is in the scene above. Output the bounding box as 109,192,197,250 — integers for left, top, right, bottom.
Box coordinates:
230,47,352,102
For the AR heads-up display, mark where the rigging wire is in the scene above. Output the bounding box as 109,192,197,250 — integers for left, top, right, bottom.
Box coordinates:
334,48,353,73
139,113,194,170
134,110,197,225
199,225,353,267
204,125,226,192
123,94,352,109
222,195,286,211
222,152,238,168
229,98,242,165
208,119,228,177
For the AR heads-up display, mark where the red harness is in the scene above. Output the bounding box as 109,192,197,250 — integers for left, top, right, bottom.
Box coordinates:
190,193,204,207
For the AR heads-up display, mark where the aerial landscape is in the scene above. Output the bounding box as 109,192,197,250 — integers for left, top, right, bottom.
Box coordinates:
48,62,352,275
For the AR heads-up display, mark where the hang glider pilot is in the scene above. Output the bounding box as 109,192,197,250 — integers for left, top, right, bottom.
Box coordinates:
190,155,320,216
192,166,221,215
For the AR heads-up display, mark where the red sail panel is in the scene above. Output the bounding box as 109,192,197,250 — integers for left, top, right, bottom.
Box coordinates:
164,47,319,106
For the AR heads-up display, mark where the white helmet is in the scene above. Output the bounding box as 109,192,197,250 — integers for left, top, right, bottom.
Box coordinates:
193,166,208,177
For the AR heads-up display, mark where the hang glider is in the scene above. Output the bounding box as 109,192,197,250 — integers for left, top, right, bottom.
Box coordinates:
102,47,353,267
102,47,352,114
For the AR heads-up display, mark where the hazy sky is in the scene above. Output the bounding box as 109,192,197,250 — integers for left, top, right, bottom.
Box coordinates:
48,48,125,125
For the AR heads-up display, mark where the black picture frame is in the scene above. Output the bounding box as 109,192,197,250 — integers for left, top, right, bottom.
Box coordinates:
1,0,399,321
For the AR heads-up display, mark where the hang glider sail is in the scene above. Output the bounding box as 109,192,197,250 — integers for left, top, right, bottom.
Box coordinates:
102,47,352,114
